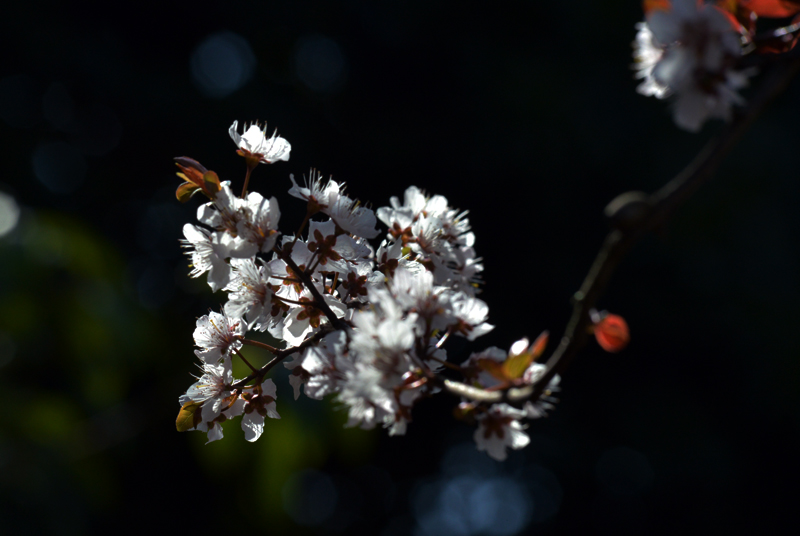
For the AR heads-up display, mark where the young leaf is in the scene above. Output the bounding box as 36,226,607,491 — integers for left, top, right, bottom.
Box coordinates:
176,182,200,203
476,358,510,383
176,401,203,432
503,351,535,380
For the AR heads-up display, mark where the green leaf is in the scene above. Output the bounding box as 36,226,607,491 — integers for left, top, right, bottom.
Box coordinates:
476,357,510,382
176,182,200,203
503,351,534,380
176,401,203,432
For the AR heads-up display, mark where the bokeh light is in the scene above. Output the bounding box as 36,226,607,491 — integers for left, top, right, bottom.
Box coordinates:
0,191,20,237
190,31,256,98
412,442,562,535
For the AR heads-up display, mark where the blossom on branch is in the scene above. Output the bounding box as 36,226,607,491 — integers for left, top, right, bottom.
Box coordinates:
193,310,245,364
633,0,751,131
177,360,244,443
474,403,530,461
173,119,614,460
229,120,291,164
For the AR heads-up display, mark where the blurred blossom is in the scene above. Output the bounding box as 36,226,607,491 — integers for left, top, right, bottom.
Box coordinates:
294,34,346,92
0,191,21,237
0,74,42,128
595,446,654,498
190,31,256,98
282,469,338,527
42,82,76,131
32,141,87,194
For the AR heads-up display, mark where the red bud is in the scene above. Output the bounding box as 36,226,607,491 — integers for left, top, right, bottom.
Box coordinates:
594,314,630,353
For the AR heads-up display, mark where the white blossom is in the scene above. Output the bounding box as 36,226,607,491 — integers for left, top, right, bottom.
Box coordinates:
633,21,670,98
178,360,244,444
473,403,530,461
181,224,234,292
633,0,751,131
223,258,275,331
237,191,281,253
283,330,349,400
229,120,291,163
238,378,280,442
193,310,245,363
282,292,347,346
288,171,341,212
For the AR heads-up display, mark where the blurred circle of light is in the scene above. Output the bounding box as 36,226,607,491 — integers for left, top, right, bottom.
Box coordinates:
595,446,655,498
190,31,256,98
282,469,338,527
294,34,346,92
0,192,21,237
32,141,87,194
414,476,531,536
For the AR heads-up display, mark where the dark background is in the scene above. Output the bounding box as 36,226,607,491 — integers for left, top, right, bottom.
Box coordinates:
1,1,799,534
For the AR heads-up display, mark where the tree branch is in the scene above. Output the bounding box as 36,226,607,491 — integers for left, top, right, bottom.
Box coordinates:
444,50,800,405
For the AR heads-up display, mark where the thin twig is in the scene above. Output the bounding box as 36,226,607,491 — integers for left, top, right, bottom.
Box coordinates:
274,245,349,330
232,328,333,389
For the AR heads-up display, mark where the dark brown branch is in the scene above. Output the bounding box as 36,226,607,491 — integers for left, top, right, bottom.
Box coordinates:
273,245,349,331
443,50,800,405
231,328,333,389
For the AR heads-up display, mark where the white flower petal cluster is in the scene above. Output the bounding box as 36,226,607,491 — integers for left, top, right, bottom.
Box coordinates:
632,0,751,131
289,171,380,238
223,258,275,331
229,120,291,163
463,338,561,460
474,403,530,461
182,182,281,291
193,310,245,364
237,378,280,442
280,263,493,436
179,360,244,443
377,186,483,295
178,120,551,458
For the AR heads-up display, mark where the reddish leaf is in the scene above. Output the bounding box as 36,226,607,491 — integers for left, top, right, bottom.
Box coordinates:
643,0,672,15
739,0,800,17
714,0,756,33
174,157,207,188
530,330,549,361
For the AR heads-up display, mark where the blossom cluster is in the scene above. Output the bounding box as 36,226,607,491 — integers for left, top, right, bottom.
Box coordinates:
632,0,800,131
175,122,572,460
